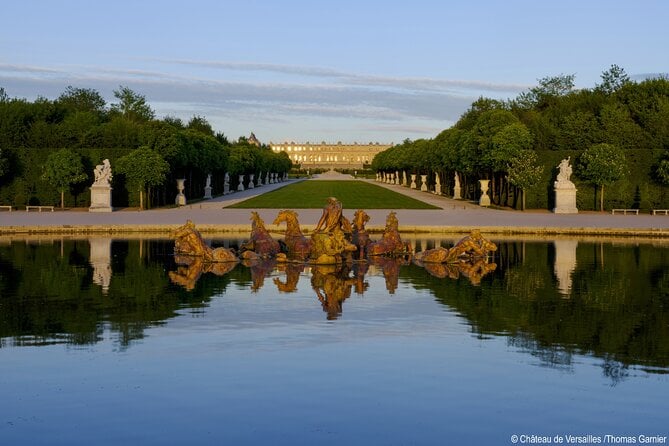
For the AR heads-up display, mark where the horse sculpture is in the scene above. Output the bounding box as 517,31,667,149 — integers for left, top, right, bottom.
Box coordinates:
367,211,412,257
240,211,281,259
273,209,312,261
351,209,371,260
414,230,497,264
172,220,238,262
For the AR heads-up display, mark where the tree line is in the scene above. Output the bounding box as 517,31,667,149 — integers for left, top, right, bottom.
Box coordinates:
371,66,669,210
0,86,291,209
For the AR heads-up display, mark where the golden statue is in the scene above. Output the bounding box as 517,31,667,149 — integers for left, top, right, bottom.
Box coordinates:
367,211,412,257
172,220,238,262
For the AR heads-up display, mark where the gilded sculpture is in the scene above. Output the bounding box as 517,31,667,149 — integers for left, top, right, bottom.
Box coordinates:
171,198,499,296
172,220,238,262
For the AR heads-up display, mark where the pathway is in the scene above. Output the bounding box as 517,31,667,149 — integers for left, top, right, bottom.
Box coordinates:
1,173,668,236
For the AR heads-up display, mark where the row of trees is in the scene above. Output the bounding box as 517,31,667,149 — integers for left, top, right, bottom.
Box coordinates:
372,66,669,210
0,86,291,209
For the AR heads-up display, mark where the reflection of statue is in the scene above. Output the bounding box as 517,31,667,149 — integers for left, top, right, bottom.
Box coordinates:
351,209,371,260
89,237,112,294
240,212,281,259
172,220,238,262
311,265,357,320
352,262,369,295
273,263,305,293
93,159,112,185
368,211,412,257
369,256,406,294
274,210,313,261
420,258,497,285
169,255,237,290
243,258,276,292
556,157,573,184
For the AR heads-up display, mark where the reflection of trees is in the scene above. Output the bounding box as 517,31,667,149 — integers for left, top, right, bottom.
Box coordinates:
403,241,669,378
3,238,669,377
0,240,231,348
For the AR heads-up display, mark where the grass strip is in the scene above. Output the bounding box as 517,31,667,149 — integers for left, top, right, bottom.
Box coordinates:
227,180,439,209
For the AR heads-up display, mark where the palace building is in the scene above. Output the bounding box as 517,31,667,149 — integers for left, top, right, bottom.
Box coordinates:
269,141,392,170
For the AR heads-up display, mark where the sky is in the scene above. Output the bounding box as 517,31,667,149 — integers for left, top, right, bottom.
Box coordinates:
1,0,667,144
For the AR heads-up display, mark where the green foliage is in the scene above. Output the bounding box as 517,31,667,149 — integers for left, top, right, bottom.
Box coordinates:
371,68,669,210
0,148,8,177
116,147,170,209
577,144,627,211
577,143,627,186
507,149,543,210
596,64,630,95
110,85,155,122
41,148,88,207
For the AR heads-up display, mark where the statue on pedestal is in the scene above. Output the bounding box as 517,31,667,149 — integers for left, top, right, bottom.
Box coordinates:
90,159,113,212
204,173,212,199
223,172,230,195
553,157,578,214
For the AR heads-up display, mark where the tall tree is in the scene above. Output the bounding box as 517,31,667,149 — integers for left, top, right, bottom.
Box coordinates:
507,149,543,210
597,64,630,95
110,86,155,122
57,86,106,116
116,147,169,210
41,149,88,208
577,143,627,211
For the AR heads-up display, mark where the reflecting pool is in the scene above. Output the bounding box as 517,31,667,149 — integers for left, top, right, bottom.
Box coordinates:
1,235,668,445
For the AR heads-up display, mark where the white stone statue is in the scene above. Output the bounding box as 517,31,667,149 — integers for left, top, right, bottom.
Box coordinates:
453,172,462,200
556,157,573,185
93,159,112,186
204,173,213,199
223,172,230,195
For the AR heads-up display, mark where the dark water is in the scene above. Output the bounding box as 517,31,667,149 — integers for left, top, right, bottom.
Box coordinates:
1,236,668,445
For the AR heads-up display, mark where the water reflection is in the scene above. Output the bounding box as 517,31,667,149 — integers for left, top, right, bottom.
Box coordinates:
553,239,578,296
1,236,668,377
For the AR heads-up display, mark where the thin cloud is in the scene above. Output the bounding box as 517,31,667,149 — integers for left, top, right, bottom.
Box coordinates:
0,60,485,141
154,58,529,94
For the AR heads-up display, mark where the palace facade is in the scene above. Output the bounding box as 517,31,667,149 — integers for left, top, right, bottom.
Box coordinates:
269,141,392,170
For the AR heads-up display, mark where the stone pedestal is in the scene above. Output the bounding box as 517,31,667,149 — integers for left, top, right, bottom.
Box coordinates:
553,183,578,214
204,186,212,199
479,179,491,206
175,179,187,206
248,174,255,189
238,175,245,192
89,184,113,212
420,175,428,192
410,174,417,189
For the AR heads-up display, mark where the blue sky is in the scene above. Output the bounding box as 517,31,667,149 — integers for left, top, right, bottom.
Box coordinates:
1,0,667,144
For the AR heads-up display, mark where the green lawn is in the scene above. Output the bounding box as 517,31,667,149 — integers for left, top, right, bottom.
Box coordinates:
227,180,439,209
